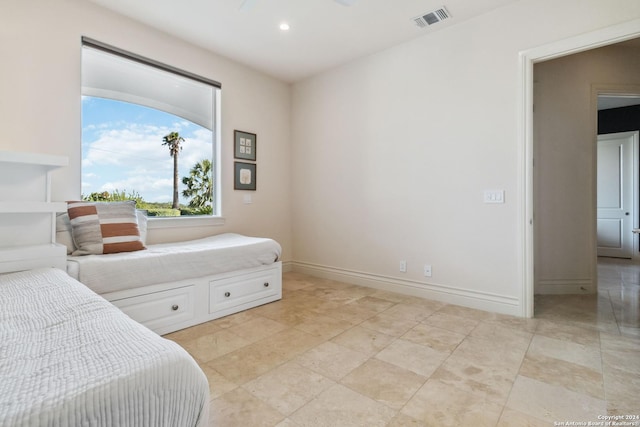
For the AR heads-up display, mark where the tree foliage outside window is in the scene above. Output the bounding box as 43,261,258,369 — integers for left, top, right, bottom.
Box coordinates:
182,159,213,215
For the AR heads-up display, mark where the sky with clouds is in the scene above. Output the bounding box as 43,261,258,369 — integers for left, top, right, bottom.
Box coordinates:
82,97,213,204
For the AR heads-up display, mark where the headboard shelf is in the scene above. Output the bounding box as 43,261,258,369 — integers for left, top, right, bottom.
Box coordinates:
0,201,67,213
0,151,68,168
0,150,69,273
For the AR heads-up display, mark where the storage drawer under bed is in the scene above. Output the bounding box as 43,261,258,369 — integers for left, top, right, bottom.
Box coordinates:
209,268,280,313
110,285,196,332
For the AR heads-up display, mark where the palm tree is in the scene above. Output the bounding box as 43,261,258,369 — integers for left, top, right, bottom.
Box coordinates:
182,159,213,213
162,131,185,209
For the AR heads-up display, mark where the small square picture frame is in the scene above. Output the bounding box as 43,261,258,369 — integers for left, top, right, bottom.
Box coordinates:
234,130,257,161
234,162,256,191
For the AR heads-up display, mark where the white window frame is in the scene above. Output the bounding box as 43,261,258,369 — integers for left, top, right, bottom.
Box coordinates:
81,37,223,228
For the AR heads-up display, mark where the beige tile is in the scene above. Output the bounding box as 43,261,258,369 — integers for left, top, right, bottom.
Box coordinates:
199,364,237,400
519,353,604,399
375,338,448,377
330,325,395,356
381,302,437,322
401,379,503,426
212,310,258,329
294,287,358,305
258,328,325,359
154,271,640,425
401,323,466,352
294,341,369,381
244,361,335,416
422,311,479,335
275,419,300,427
181,329,251,363
163,321,221,343
535,319,601,347
490,314,539,333
506,375,607,423
436,304,496,321
470,320,533,350
347,296,396,313
209,387,284,427
602,349,640,375
208,342,287,384
340,358,426,410
294,314,354,340
430,337,526,404
602,363,640,406
528,334,602,372
370,290,419,304
289,384,396,427
385,413,424,426
255,309,315,327
282,275,314,291
404,297,448,312
226,316,289,343
322,305,379,325
360,313,419,337
600,331,640,353
496,408,549,427
604,368,640,415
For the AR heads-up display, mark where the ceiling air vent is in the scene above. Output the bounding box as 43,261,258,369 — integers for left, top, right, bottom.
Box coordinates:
413,7,450,28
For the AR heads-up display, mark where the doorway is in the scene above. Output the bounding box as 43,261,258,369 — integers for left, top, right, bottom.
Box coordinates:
520,19,640,318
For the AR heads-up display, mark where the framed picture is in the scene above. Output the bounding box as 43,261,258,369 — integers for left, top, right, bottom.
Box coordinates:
234,162,256,191
234,130,257,161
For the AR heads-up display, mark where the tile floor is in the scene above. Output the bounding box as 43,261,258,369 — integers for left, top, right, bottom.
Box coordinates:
164,262,640,426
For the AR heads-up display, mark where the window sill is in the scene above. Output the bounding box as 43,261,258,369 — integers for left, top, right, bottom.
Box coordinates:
146,215,226,230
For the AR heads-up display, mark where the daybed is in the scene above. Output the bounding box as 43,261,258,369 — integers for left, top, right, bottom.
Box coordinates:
58,207,283,335
0,267,209,426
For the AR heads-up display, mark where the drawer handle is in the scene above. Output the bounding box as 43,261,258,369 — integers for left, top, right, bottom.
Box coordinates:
224,291,231,297
264,282,269,288
171,304,179,311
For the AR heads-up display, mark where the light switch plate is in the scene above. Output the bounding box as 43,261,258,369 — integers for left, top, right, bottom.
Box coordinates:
484,190,505,204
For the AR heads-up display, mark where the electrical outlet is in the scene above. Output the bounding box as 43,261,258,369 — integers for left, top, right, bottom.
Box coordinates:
400,260,407,273
424,264,432,277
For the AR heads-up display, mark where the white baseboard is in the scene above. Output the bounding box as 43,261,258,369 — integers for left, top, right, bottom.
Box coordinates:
290,261,522,317
281,260,294,273
535,278,595,295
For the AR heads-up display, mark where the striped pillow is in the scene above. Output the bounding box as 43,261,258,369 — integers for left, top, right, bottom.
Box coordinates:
67,201,146,255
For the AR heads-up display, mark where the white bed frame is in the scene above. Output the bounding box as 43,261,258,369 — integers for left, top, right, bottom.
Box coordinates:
102,262,282,335
0,150,282,337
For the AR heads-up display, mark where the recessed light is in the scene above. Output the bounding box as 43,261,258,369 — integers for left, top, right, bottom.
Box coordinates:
279,23,290,31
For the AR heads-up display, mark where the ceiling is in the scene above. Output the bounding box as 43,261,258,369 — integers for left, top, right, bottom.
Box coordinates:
86,0,522,83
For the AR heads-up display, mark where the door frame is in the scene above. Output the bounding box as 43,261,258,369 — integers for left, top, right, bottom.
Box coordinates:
518,19,640,318
596,130,640,259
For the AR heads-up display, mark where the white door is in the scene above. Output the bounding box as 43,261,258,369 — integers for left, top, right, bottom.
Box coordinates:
597,131,638,258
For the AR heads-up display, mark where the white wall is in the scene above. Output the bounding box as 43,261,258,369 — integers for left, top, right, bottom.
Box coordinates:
291,0,640,315
534,43,640,294
0,0,292,260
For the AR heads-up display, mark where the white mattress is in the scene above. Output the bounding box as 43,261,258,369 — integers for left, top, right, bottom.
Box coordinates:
0,268,209,427
67,232,282,294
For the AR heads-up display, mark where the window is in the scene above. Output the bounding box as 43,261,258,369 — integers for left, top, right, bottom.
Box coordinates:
81,38,221,218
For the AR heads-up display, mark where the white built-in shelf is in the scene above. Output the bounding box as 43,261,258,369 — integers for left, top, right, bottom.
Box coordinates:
0,150,69,272
0,244,67,273
0,151,68,168
0,201,67,214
